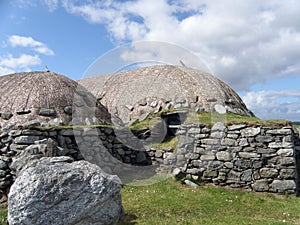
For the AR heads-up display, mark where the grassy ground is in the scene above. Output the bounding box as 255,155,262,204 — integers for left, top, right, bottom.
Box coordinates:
1,179,299,225
0,203,7,225
119,179,300,225
146,136,178,150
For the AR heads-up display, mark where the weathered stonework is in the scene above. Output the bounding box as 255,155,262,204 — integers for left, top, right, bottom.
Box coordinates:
0,123,299,197
167,124,300,195
0,71,111,130
79,65,254,123
0,126,151,196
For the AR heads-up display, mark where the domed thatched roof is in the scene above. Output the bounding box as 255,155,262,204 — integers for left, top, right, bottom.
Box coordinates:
79,65,254,123
0,71,110,129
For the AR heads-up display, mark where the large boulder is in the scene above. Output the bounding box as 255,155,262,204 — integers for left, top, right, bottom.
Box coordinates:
8,156,123,225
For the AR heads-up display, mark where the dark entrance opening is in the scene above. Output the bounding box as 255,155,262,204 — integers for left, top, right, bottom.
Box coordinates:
161,110,188,136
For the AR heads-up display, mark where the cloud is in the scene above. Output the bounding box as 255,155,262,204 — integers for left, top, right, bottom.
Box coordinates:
242,90,300,121
44,0,58,12
0,54,41,68
0,66,15,76
84,41,212,76
62,0,148,41
0,35,55,76
60,0,300,92
0,54,41,75
8,35,54,55
10,0,37,8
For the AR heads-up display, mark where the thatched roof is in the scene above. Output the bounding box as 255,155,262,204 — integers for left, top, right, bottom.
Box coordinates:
0,71,110,129
79,65,253,123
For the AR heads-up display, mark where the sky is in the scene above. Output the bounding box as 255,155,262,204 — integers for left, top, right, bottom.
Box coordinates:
1,0,300,121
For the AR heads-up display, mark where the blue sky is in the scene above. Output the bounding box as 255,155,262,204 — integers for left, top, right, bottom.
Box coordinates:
0,1,114,78
1,0,300,121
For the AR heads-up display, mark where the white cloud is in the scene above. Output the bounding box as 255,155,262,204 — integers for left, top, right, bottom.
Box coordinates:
0,54,41,68
0,66,15,76
84,41,212,75
242,90,300,121
0,54,41,76
60,0,300,91
8,35,54,55
62,0,148,41
44,0,59,12
220,56,236,67
0,35,54,76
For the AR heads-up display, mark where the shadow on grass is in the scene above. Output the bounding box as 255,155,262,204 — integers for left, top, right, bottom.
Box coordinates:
117,213,138,225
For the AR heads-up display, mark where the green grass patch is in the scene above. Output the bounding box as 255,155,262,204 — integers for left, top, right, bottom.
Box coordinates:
0,203,7,225
129,111,291,131
196,111,291,127
126,173,172,186
146,136,178,150
130,117,153,131
119,178,300,225
2,179,300,224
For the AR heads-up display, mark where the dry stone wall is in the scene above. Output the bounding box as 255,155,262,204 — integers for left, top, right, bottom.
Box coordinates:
0,126,150,196
0,123,299,197
0,128,82,195
169,123,300,195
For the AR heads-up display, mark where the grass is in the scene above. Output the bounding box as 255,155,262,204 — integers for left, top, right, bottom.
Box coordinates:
146,136,178,150
0,203,7,225
130,111,291,131
119,178,300,225
196,111,291,127
126,174,172,186
129,116,158,131
1,179,300,224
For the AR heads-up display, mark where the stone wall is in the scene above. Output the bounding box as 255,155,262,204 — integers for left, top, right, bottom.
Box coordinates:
0,126,151,196
0,123,299,197
0,128,83,195
168,123,300,195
